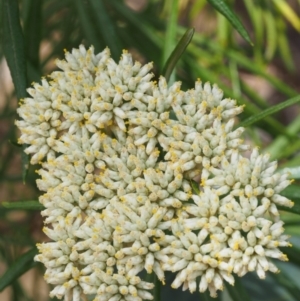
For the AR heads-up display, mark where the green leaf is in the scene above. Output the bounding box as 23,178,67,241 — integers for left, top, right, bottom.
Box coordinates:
162,0,179,64
270,267,300,300
2,0,29,182
109,0,162,48
278,203,300,215
284,246,300,267
9,139,21,148
225,50,297,97
0,247,38,292
280,155,300,169
239,95,300,128
144,273,161,301
88,0,121,59
272,0,300,32
240,80,268,109
229,60,241,98
2,0,28,99
224,276,251,301
206,0,253,45
190,0,207,21
162,28,194,83
217,13,230,47
200,290,222,301
281,185,300,201
263,7,277,61
184,54,289,137
265,114,300,160
23,0,42,70
277,17,295,71
187,30,297,97
153,274,161,301
74,0,103,52
190,179,200,194
162,0,179,84
1,201,43,210
243,0,263,63
276,140,300,160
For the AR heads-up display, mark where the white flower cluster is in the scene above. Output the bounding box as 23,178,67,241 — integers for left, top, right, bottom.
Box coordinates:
16,45,294,300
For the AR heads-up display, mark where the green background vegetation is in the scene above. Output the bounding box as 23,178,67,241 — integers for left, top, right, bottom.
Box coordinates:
0,0,300,300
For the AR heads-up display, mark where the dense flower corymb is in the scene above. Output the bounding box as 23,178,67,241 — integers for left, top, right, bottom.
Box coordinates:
16,45,294,300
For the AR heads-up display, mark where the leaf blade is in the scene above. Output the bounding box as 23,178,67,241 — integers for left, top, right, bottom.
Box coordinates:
74,0,103,52
109,0,162,48
88,0,121,59
206,0,253,45
0,247,38,292
239,95,300,128
162,0,179,64
2,0,29,182
162,28,194,83
184,54,290,137
23,0,42,70
2,0,28,99
1,201,43,210
272,0,300,32
224,276,251,301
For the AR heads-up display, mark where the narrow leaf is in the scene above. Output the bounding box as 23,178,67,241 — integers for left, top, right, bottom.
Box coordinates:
9,139,21,148
3,0,29,182
217,13,230,47
225,50,297,97
153,274,161,301
1,201,43,210
280,185,300,201
265,114,300,160
239,95,300,128
190,180,200,194
74,0,103,52
109,0,162,47
141,272,161,301
190,0,207,21
0,247,38,292
277,17,295,71
185,27,298,97
278,203,300,215
23,0,42,69
184,54,290,137
200,290,222,301
224,276,251,301
2,0,27,99
206,0,253,45
162,0,179,84
162,28,194,83
272,0,300,32
270,267,300,300
88,0,121,59
243,0,263,63
276,140,300,160
284,246,300,266
264,8,277,61
280,155,300,170
162,0,179,64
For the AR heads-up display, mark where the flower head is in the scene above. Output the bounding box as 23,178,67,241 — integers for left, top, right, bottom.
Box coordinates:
16,45,293,300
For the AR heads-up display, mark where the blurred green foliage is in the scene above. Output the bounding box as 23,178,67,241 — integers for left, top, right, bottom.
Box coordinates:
0,0,300,300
